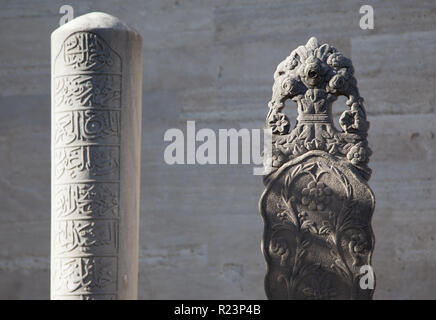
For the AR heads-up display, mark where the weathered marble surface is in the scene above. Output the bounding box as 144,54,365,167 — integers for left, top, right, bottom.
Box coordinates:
260,37,374,299
50,12,142,299
0,0,436,300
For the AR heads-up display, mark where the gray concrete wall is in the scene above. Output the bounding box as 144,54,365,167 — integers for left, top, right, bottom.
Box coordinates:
0,0,435,299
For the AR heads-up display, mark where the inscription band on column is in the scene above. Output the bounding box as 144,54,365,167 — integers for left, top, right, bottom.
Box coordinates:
53,31,122,300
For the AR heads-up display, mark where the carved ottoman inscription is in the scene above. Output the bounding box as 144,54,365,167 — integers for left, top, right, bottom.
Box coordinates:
260,38,375,300
52,31,122,300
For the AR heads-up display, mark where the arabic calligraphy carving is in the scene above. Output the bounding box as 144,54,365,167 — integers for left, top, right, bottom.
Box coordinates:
54,183,119,219
53,220,118,256
62,32,120,72
54,145,120,180
52,31,122,299
260,38,375,300
54,110,120,146
53,257,117,294
54,75,121,110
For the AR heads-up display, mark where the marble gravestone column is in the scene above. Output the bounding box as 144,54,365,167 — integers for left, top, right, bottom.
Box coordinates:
51,12,142,300
260,37,375,300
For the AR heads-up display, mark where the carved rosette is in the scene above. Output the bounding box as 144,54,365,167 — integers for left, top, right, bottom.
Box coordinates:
260,38,375,300
52,31,122,300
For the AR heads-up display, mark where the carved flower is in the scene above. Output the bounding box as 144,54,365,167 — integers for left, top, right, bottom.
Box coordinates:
339,109,355,132
339,104,368,133
287,57,299,70
346,144,368,165
328,74,349,92
326,52,348,68
280,76,302,97
268,113,290,135
302,57,327,88
301,181,332,211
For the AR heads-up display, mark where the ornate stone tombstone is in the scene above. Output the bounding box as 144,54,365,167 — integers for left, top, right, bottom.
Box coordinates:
259,37,375,300
51,12,142,299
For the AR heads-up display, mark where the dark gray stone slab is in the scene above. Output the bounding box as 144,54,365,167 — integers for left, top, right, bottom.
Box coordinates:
260,37,375,300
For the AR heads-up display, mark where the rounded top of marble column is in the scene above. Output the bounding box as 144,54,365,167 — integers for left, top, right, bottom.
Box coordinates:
51,11,141,39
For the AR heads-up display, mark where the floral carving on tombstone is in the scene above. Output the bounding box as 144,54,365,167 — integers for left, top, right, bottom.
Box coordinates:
260,37,375,300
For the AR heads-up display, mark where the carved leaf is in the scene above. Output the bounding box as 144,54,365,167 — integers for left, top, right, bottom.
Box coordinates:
319,222,333,235
291,164,302,178
301,220,318,234
284,174,291,189
301,239,311,249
